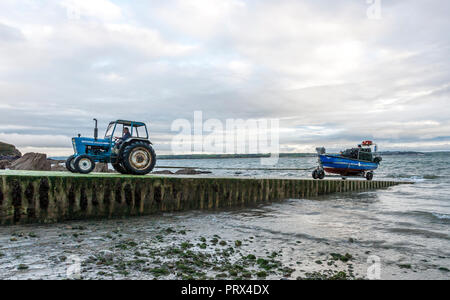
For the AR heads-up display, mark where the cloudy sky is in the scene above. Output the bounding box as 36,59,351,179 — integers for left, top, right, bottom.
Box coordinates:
0,0,449,156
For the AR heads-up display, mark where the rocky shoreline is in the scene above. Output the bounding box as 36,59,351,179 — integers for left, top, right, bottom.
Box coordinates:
0,215,363,280
0,141,22,170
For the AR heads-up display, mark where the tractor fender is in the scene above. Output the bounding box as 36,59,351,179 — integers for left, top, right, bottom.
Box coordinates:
117,139,152,159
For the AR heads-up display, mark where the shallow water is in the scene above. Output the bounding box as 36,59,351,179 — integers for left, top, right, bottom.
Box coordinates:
0,153,449,279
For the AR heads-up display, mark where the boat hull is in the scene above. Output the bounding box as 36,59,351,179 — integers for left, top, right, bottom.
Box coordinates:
319,155,378,176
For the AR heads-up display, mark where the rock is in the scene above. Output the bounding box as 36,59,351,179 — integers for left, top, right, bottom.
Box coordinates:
0,141,22,157
175,168,212,175
98,250,114,261
0,160,12,170
10,153,51,171
0,155,20,161
93,163,108,173
152,170,174,175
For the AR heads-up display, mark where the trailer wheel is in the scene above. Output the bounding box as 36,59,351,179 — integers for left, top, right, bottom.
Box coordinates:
65,155,77,173
122,142,156,175
74,155,95,174
312,169,319,179
366,172,374,181
318,170,325,180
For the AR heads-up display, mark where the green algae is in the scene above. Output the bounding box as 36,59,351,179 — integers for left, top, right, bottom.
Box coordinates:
17,264,29,270
297,270,355,280
181,242,194,249
330,253,353,263
246,254,256,260
148,267,170,277
256,271,267,278
398,264,412,269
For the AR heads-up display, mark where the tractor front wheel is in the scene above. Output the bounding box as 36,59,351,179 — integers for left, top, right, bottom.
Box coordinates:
65,155,77,173
74,155,95,174
122,142,156,175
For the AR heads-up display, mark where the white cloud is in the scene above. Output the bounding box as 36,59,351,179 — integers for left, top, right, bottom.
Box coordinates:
154,0,246,38
0,0,449,156
99,72,125,82
60,0,122,21
0,133,71,148
17,147,73,157
104,23,197,57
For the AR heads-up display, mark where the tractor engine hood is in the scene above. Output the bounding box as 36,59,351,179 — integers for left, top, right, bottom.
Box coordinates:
72,137,111,154
73,137,110,145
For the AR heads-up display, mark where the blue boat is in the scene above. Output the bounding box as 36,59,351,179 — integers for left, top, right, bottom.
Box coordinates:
312,141,382,180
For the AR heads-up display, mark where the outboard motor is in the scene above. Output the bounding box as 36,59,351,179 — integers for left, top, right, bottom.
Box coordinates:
93,118,98,141
316,147,326,155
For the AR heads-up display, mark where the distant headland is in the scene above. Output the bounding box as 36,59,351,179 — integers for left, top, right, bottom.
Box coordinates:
157,151,428,160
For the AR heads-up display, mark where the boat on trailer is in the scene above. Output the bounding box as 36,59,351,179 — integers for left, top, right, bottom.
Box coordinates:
312,141,382,181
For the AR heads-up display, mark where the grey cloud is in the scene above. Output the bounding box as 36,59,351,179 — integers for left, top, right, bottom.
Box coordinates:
0,23,24,42
0,0,448,155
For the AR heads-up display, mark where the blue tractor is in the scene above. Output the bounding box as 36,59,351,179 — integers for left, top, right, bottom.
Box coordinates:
66,119,156,175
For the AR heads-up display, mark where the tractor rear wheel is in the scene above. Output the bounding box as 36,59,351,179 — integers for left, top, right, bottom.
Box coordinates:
65,155,77,173
74,155,95,174
122,142,156,175
112,162,130,174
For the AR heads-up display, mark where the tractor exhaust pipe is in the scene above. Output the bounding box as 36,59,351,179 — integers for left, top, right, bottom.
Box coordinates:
93,118,98,140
